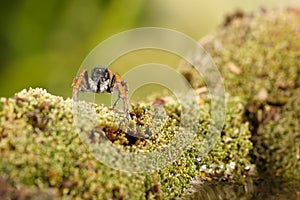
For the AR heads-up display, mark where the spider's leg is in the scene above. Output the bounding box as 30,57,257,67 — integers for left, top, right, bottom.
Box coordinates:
72,69,90,101
111,81,130,118
112,94,121,109
123,99,130,119
122,85,130,119
118,81,130,119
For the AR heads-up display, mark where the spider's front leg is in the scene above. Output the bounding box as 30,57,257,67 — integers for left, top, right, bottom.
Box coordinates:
113,80,130,119
72,69,91,101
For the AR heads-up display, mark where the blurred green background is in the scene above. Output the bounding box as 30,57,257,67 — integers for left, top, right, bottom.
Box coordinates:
0,0,298,98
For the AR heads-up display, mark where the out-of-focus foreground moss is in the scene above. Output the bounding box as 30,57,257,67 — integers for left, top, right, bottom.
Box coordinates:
179,7,300,182
0,88,252,199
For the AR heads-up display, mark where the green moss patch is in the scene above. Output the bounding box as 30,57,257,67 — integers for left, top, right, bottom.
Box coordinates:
179,7,300,182
0,88,252,199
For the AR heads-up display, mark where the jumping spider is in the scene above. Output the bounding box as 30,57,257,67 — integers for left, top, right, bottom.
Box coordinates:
72,67,130,118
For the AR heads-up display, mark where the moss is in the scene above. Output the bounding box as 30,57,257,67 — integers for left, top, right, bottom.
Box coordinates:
178,7,300,182
2,7,299,198
0,88,252,199
0,89,145,199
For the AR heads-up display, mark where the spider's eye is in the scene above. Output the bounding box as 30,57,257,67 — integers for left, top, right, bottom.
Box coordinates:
91,67,108,82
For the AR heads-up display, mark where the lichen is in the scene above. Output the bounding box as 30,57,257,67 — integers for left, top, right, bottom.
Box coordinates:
178,7,300,182
0,88,252,199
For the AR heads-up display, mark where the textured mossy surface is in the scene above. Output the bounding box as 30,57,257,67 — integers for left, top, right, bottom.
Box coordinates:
179,7,300,182
0,88,252,199
2,6,299,199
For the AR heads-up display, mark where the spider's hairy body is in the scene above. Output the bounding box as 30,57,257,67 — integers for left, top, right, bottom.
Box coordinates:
72,67,130,118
